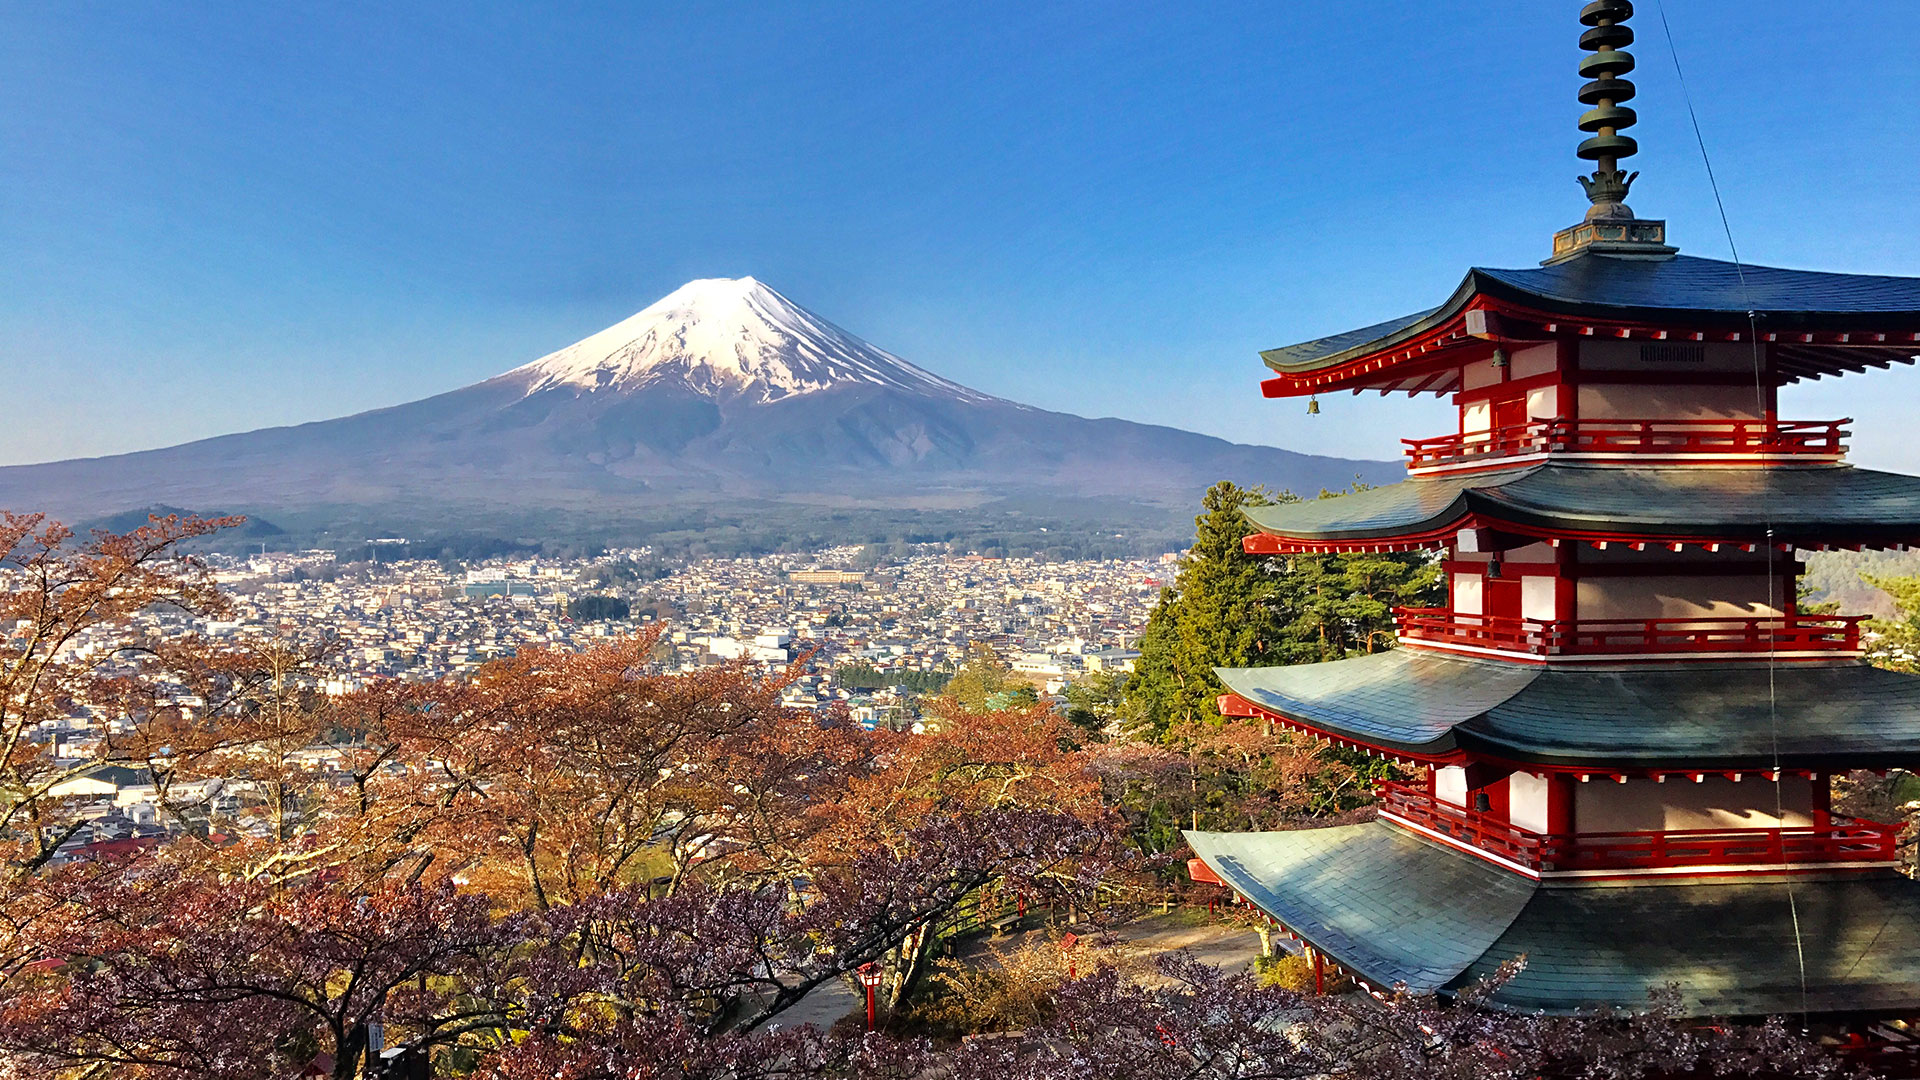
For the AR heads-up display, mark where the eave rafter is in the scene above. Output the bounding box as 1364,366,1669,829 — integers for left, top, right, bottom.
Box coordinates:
1243,518,1920,557
1222,690,1920,779
1260,297,1920,399
1218,692,1460,768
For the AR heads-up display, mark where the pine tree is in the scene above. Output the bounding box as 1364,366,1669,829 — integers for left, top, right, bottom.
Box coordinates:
1865,573,1920,672
1125,480,1442,741
1126,482,1292,738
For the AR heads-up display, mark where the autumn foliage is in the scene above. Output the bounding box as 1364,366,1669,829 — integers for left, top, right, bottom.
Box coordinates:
0,514,1869,1079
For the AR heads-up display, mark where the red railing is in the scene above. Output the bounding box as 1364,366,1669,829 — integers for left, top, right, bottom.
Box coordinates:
1393,607,1865,657
1394,608,1555,653
1376,783,1900,873
1537,825,1900,871
1403,417,1850,470
1377,782,1544,865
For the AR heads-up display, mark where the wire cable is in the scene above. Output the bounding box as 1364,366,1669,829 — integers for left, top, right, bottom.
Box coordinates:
1654,0,1810,1031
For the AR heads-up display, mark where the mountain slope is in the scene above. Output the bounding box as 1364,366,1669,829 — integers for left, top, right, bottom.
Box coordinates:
0,278,1396,538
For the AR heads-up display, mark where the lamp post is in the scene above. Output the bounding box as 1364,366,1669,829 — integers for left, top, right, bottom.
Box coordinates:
857,963,883,1030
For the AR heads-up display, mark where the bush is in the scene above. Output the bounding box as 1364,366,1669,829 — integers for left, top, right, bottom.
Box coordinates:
1255,952,1349,994
566,594,631,621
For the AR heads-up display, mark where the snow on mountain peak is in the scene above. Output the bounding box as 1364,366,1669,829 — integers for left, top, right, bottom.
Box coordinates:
507,277,993,404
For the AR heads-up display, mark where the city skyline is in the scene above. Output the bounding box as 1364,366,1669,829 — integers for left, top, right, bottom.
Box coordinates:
6,2,1918,470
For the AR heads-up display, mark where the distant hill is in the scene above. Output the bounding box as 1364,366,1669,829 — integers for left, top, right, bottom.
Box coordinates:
0,277,1395,550
1803,549,1920,619
82,505,284,539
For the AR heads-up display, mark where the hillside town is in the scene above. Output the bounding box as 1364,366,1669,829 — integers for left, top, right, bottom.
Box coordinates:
29,545,1165,860
210,545,1158,696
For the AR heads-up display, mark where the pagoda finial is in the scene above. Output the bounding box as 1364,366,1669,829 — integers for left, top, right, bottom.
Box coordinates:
1575,0,1640,220
1546,0,1676,263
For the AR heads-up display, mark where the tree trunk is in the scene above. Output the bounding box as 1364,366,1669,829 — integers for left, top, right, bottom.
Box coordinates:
334,1023,366,1080
887,922,929,1009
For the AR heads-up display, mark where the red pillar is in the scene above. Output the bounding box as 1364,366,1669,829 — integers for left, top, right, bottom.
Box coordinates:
857,963,881,1030
1313,949,1325,995
1555,538,1578,627
1546,773,1575,836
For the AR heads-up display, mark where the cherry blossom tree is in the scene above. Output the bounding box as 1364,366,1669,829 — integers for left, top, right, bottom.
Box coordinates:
0,512,234,870
0,515,1871,1079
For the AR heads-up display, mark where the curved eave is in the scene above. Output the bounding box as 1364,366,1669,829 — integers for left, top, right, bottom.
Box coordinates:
1185,823,1535,995
1259,257,1920,397
1240,464,1920,550
1451,732,1920,774
1219,689,1465,764
1260,273,1482,375
1216,652,1528,764
1220,653,1920,772
1190,823,1920,1019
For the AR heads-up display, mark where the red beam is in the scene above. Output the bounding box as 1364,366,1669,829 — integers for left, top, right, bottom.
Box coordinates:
1187,858,1226,887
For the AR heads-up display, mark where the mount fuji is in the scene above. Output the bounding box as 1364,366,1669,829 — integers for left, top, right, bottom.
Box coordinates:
0,277,1395,544
511,276,993,405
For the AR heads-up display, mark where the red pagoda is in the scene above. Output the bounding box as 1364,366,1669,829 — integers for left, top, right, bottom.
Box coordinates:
1187,0,1920,1019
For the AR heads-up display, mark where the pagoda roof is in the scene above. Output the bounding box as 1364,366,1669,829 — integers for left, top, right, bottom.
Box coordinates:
1241,462,1920,549
1260,252,1920,395
1188,822,1535,991
1188,822,1920,1017
1218,650,1920,770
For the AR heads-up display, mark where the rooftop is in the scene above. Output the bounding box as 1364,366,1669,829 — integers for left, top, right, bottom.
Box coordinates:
1189,822,1920,1017
1239,462,1920,550
1217,650,1920,770
1258,253,1920,397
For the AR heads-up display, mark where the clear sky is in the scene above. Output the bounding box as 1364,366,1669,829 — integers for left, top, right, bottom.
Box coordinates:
4,2,1918,469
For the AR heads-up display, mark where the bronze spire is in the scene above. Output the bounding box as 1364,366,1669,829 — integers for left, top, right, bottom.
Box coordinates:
1546,0,1676,263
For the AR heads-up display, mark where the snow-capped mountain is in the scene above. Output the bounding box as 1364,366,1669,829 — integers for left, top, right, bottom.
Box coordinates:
508,276,995,405
0,278,1397,539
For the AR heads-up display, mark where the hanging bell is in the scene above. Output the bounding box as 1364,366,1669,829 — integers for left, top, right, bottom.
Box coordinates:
1306,396,1320,415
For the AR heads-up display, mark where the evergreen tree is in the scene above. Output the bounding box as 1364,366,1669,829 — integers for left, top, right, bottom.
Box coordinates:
1865,573,1920,672
564,594,631,622
1061,669,1128,735
1125,480,1441,741
1126,482,1290,738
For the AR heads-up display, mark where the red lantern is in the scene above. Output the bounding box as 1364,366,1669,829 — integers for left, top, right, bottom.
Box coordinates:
856,962,883,1029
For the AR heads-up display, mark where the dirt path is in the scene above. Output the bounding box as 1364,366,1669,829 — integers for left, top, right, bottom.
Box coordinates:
764,976,862,1033
771,909,1280,1032
1098,910,1283,972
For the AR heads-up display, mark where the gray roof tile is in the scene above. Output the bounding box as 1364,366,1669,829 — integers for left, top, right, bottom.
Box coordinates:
1190,821,1920,1017
1263,253,1920,372
1218,651,1920,769
1186,824,1534,992
1241,462,1920,547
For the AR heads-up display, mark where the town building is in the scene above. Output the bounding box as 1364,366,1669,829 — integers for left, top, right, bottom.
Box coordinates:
789,569,868,585
1188,0,1920,1021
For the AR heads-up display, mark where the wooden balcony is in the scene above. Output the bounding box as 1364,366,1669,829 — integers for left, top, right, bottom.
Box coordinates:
1403,417,1849,473
1393,607,1865,660
1376,782,1899,875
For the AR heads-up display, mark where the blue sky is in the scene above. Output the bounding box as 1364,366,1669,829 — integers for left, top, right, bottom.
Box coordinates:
4,2,1918,470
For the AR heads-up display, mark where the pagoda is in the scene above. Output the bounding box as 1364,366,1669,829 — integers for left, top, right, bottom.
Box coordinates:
1186,1,1920,1020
